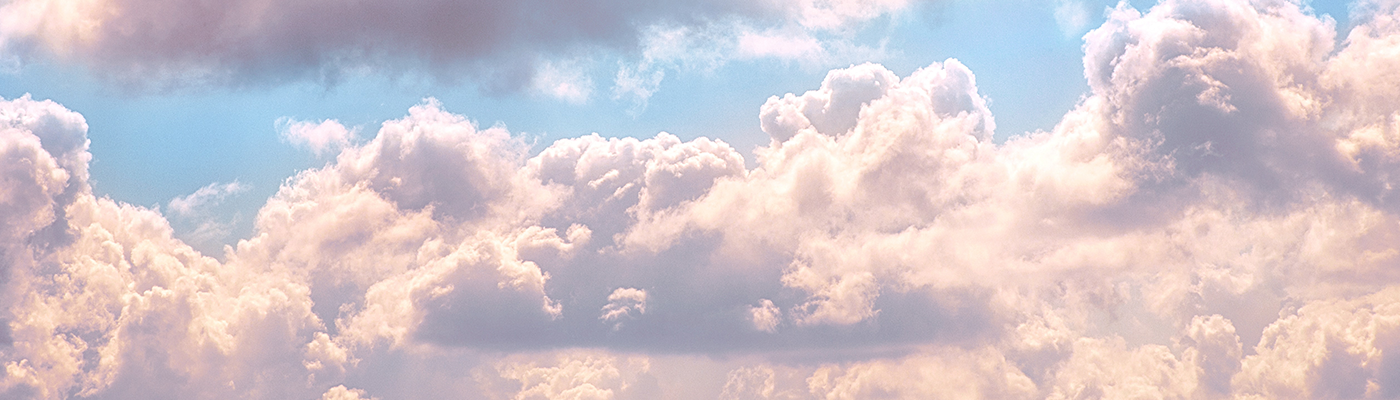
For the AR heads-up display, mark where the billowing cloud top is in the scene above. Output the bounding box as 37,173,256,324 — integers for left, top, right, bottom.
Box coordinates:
9,0,1400,399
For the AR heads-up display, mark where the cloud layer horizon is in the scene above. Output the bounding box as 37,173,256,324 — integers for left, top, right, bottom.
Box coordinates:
9,0,1400,398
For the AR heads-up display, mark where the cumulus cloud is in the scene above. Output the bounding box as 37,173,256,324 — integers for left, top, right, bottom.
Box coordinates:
749,299,782,333
599,288,648,330
278,118,355,156
13,0,1400,398
482,352,653,400
321,386,378,400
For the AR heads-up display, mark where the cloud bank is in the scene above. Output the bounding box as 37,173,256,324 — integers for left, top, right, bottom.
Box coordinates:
7,0,1400,398
0,0,914,100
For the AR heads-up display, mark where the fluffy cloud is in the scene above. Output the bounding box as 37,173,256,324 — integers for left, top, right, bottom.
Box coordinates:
321,386,378,400
11,0,1400,398
481,351,653,400
279,118,354,156
599,288,648,330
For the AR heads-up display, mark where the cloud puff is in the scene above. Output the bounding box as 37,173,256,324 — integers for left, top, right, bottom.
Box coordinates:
599,288,648,330
0,94,88,245
278,118,354,156
321,385,378,400
482,351,653,400
749,299,782,333
12,0,1400,398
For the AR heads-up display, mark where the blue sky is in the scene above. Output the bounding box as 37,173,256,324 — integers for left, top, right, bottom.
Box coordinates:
9,0,1400,399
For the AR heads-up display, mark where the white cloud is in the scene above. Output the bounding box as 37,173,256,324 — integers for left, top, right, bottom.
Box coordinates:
612,23,727,112
13,0,1400,398
0,94,88,247
486,352,652,400
612,16,900,110
785,270,880,326
166,180,250,254
806,348,1037,399
719,366,776,399
1054,0,1092,37
533,60,595,104
758,62,904,142
321,385,378,400
167,180,248,216
787,0,912,31
599,288,648,329
737,30,827,62
749,299,782,333
278,118,353,156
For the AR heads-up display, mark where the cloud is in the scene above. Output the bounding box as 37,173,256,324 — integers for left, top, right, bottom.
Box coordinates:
532,60,596,104
321,386,378,400
0,94,92,400
1053,0,1092,37
483,351,652,400
599,288,648,330
12,0,1400,398
167,180,248,216
806,348,1038,399
0,0,921,97
611,19,895,110
736,30,827,61
748,299,782,333
166,180,250,255
278,118,355,156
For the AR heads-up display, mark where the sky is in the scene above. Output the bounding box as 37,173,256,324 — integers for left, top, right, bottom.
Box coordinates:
6,0,1400,399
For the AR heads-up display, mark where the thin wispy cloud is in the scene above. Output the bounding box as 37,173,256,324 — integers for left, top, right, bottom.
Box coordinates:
1054,0,1093,36
167,180,247,216
165,180,251,254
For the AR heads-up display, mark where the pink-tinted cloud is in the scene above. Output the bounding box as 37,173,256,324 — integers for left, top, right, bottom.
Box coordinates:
10,0,1400,398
